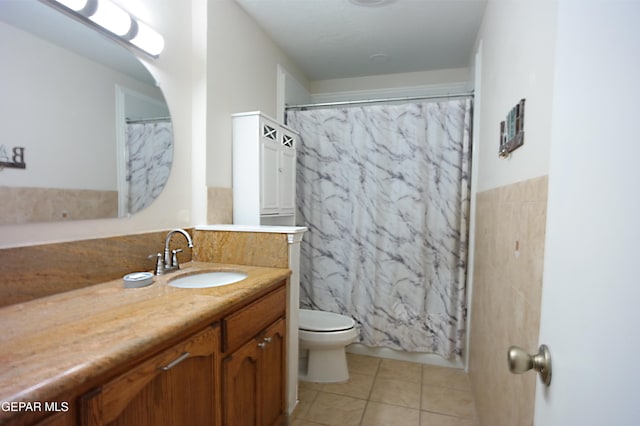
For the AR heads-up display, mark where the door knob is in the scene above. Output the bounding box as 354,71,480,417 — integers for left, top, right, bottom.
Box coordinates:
508,344,552,386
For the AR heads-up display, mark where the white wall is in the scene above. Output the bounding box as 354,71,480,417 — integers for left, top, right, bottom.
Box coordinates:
310,67,471,102
0,0,194,248
122,90,170,119
277,64,312,122
473,1,556,192
311,67,471,93
205,0,309,188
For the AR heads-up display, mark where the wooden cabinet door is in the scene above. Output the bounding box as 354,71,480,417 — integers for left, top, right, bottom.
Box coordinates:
259,318,286,426
33,407,76,426
80,326,220,426
222,318,286,426
221,338,260,426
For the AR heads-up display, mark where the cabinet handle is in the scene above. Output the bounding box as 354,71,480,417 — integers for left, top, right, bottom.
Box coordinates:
258,336,272,349
160,352,190,371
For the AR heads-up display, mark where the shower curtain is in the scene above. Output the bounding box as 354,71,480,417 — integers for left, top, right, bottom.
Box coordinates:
287,99,472,360
126,121,173,214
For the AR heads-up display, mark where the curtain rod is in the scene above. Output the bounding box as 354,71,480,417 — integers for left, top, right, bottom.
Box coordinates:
126,116,171,124
285,91,474,111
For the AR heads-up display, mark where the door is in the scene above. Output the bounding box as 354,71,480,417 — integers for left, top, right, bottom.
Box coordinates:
534,2,640,425
260,138,280,215
221,319,286,426
260,319,286,426
278,146,296,214
222,338,260,426
80,326,220,426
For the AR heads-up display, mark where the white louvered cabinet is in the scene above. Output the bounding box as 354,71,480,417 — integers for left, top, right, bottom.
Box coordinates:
232,112,297,226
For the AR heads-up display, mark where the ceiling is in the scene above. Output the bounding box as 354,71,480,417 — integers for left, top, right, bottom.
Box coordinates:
234,0,487,81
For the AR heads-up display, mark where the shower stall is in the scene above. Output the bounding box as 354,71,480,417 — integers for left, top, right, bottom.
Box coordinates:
286,96,473,362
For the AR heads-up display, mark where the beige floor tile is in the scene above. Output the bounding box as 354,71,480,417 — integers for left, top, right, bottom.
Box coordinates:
302,392,367,426
295,355,479,426
370,377,422,409
299,380,324,392
322,372,375,399
297,386,320,403
422,365,472,391
361,401,421,426
420,411,475,426
377,358,423,384
289,419,326,426
291,400,313,422
347,353,382,376
421,385,475,419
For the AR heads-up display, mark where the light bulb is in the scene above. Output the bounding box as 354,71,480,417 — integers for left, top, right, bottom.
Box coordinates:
130,19,165,56
89,0,132,36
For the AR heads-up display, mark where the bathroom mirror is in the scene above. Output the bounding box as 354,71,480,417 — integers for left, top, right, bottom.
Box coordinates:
0,1,173,224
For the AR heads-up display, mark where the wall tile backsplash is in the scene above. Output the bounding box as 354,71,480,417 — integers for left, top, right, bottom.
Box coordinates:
469,175,548,426
0,186,117,224
0,230,192,307
207,187,233,224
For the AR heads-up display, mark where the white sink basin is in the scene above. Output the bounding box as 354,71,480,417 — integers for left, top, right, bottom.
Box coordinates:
168,271,248,289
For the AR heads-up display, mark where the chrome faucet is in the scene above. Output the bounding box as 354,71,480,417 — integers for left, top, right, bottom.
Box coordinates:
153,229,194,275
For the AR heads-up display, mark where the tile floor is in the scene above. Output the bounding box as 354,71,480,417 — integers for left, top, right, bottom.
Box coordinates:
289,353,477,426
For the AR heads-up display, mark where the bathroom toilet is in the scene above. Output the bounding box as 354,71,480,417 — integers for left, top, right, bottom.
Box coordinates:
298,309,358,383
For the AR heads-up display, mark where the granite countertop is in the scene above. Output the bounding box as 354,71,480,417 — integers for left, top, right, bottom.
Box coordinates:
0,261,290,420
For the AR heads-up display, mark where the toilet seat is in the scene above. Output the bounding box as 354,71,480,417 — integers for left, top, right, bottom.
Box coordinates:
299,309,355,332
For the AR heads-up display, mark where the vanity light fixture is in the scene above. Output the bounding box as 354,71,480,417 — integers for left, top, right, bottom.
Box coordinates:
53,0,88,10
40,0,165,57
87,0,132,37
129,19,165,56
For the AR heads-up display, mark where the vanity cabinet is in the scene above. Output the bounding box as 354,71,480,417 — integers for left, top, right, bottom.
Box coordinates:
75,282,286,426
232,112,298,226
221,286,287,426
79,325,221,426
5,279,288,426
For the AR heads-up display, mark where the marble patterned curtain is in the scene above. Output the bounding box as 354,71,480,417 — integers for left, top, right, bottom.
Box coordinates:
287,99,472,360
125,121,173,214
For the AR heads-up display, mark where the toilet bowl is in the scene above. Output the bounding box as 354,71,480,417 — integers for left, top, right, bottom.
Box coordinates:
298,309,358,383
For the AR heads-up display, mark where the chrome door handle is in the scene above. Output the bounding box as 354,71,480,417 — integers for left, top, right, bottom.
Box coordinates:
508,344,552,386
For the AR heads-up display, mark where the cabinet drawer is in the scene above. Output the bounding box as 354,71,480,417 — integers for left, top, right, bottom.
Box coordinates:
223,284,286,353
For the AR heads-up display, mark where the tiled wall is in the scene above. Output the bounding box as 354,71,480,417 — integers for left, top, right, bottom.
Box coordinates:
0,230,193,307
193,230,289,268
468,176,548,426
0,186,118,224
207,187,233,224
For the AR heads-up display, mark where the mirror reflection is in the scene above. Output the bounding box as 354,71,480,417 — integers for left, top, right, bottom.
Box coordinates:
0,0,173,224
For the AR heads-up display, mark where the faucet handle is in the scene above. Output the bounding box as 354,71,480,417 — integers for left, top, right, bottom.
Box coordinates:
171,249,183,270
148,252,165,275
